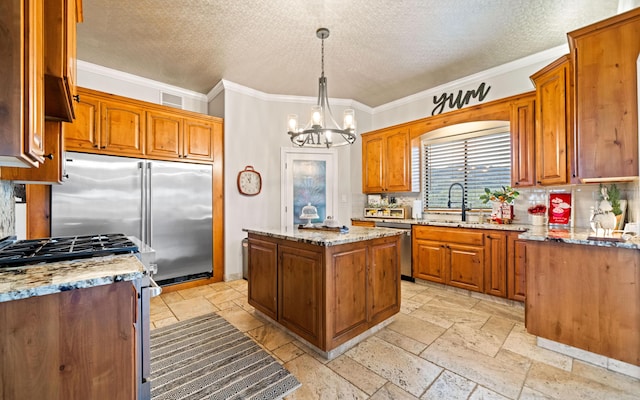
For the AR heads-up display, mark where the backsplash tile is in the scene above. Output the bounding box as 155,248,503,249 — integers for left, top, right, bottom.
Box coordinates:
0,181,16,237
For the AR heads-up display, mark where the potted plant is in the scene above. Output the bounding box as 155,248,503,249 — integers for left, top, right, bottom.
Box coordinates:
479,186,519,223
599,183,625,230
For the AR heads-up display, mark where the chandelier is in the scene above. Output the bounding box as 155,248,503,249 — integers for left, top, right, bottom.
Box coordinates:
287,28,356,148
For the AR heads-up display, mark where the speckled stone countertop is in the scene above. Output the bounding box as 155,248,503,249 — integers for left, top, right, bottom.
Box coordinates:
0,254,145,303
351,217,640,249
243,226,404,246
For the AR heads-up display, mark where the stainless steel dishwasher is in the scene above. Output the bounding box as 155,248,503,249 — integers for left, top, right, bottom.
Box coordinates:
375,221,413,281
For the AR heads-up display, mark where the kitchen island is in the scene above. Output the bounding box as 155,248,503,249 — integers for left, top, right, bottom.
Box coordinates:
244,226,403,359
0,254,145,400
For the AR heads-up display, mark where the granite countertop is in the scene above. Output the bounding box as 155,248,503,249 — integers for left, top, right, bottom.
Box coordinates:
351,217,640,249
243,226,405,246
0,254,145,303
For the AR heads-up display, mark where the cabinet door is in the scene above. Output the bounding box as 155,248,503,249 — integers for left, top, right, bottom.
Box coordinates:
484,232,507,297
531,56,571,186
448,244,484,293
247,238,278,320
413,239,446,283
385,129,411,192
570,10,640,180
328,246,368,343
100,100,145,156
278,244,323,347
146,110,182,159
0,122,64,183
183,119,216,161
368,238,400,324
362,133,385,193
64,94,100,151
507,235,526,302
510,95,536,187
43,0,79,121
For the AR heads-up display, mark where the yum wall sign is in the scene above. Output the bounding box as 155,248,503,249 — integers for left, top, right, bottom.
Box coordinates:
431,82,491,116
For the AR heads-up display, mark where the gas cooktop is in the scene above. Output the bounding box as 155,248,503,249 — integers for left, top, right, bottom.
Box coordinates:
0,233,139,268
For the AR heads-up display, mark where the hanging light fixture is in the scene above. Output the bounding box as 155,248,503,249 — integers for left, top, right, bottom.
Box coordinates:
287,28,356,148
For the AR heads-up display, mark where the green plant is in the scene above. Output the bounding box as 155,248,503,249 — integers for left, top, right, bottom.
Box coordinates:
599,183,622,216
479,186,520,204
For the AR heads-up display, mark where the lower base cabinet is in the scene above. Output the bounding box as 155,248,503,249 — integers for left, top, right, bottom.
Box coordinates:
247,233,401,352
413,226,525,301
0,281,136,400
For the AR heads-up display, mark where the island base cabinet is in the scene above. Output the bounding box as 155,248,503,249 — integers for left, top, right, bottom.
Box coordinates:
526,241,640,367
0,281,136,400
247,233,401,355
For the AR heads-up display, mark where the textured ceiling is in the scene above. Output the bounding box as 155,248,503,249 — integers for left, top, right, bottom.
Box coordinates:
77,0,623,107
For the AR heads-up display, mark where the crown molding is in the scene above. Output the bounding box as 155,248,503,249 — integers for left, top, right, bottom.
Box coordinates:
77,60,209,102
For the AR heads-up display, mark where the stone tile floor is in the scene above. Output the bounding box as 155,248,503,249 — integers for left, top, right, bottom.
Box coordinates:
150,279,640,399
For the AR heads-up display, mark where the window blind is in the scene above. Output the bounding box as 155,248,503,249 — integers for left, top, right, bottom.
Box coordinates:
423,130,511,209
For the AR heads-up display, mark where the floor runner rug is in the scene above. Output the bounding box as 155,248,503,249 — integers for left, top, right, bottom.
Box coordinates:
150,313,301,400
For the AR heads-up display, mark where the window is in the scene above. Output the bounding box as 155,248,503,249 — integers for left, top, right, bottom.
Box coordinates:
423,122,511,210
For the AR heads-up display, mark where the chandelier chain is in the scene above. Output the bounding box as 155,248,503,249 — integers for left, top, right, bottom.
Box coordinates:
321,37,325,78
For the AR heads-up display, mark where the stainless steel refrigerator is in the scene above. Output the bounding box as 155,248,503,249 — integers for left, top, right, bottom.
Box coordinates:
51,152,213,284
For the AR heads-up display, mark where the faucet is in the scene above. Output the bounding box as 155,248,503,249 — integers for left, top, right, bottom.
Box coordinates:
447,182,469,222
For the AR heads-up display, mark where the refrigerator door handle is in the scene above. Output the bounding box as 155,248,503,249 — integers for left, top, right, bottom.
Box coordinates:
139,162,147,244
147,163,153,247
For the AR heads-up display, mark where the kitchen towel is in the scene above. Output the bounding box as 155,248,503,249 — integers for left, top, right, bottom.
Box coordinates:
149,312,301,400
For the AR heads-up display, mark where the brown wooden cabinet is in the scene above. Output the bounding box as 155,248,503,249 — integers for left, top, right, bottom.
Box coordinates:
247,232,400,353
0,281,137,399
412,226,485,293
506,234,526,302
66,88,222,163
0,0,45,167
147,112,216,162
413,226,525,300
0,122,65,183
510,93,536,187
247,237,278,320
530,55,572,186
100,99,146,156
362,127,414,193
484,231,507,298
278,244,323,346
44,0,82,121
525,241,639,366
64,93,101,150
568,8,640,181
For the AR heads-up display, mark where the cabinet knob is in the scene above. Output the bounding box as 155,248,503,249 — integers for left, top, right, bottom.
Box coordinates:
73,94,80,102
45,153,54,160
514,182,519,185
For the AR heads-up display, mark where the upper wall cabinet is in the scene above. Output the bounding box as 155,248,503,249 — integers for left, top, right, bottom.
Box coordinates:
44,0,82,122
568,8,640,182
66,88,222,163
0,0,45,167
362,127,416,193
530,55,572,186
510,93,536,187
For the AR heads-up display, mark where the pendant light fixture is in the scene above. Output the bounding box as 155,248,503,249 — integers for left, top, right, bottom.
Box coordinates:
287,28,356,148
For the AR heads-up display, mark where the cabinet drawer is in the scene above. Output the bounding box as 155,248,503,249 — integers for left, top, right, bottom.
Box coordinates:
413,226,484,246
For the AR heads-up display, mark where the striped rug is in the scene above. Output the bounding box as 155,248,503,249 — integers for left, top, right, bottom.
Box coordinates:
150,313,301,400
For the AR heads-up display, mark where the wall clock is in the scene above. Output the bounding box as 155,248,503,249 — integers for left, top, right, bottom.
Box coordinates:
237,166,262,196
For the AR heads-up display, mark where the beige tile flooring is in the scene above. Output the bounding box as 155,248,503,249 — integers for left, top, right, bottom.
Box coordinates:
150,279,640,400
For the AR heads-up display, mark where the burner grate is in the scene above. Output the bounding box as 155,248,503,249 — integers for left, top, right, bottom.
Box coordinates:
0,234,139,268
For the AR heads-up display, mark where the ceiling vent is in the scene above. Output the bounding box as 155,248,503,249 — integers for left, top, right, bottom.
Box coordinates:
161,92,183,109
